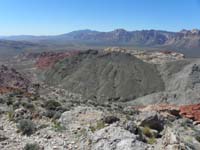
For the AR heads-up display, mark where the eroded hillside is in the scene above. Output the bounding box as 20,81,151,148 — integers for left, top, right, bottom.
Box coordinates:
44,50,164,101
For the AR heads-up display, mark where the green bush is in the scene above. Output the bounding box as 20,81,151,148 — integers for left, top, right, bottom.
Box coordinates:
17,119,36,136
24,143,40,150
142,126,153,138
141,126,157,145
147,137,156,144
22,102,35,111
7,111,14,121
44,100,61,110
52,120,66,132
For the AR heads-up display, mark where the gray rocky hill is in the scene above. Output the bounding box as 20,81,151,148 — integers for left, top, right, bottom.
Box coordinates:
45,50,164,102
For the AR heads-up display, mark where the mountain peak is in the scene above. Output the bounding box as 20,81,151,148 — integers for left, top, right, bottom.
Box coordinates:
113,29,127,33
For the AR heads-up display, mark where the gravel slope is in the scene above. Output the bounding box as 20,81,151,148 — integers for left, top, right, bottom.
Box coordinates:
45,50,164,102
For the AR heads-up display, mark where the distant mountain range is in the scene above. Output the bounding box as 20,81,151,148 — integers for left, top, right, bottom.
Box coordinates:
0,40,47,57
0,29,200,57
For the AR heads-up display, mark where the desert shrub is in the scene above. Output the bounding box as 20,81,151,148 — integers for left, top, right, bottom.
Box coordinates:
6,97,13,105
103,116,120,124
44,110,61,119
17,119,36,136
52,120,66,132
140,126,157,145
43,100,66,119
13,101,21,110
22,102,35,111
142,126,153,138
44,100,61,110
0,98,5,104
24,143,40,150
7,111,14,121
196,136,200,143
147,137,156,144
89,120,106,132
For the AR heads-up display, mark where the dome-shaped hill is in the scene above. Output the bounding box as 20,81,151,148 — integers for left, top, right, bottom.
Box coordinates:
44,50,164,101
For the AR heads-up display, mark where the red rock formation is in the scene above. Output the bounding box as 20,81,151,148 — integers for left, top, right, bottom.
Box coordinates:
35,51,79,69
132,103,200,124
180,104,200,123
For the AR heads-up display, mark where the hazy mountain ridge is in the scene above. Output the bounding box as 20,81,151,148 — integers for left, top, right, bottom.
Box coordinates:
2,29,200,44
1,29,200,57
0,40,48,57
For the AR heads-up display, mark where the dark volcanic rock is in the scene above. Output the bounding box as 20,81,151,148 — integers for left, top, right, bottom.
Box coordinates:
45,50,164,102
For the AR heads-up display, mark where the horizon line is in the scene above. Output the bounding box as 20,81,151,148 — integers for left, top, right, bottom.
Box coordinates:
0,28,199,37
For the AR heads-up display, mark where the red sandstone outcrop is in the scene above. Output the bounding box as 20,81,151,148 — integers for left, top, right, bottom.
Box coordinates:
35,51,79,69
180,104,200,124
132,103,200,124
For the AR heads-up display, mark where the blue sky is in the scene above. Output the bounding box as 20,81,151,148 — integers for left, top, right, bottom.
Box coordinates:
0,0,200,35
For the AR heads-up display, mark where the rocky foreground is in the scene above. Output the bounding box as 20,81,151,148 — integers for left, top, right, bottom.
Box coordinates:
1,89,200,150
0,80,200,150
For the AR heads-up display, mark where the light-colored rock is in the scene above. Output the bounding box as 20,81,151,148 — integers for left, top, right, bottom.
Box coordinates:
104,47,184,64
90,124,148,150
161,127,185,150
136,111,165,132
59,106,104,131
13,107,32,121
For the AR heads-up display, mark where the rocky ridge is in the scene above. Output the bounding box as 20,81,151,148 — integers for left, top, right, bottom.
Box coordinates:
104,47,185,64
44,50,164,101
35,51,79,69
